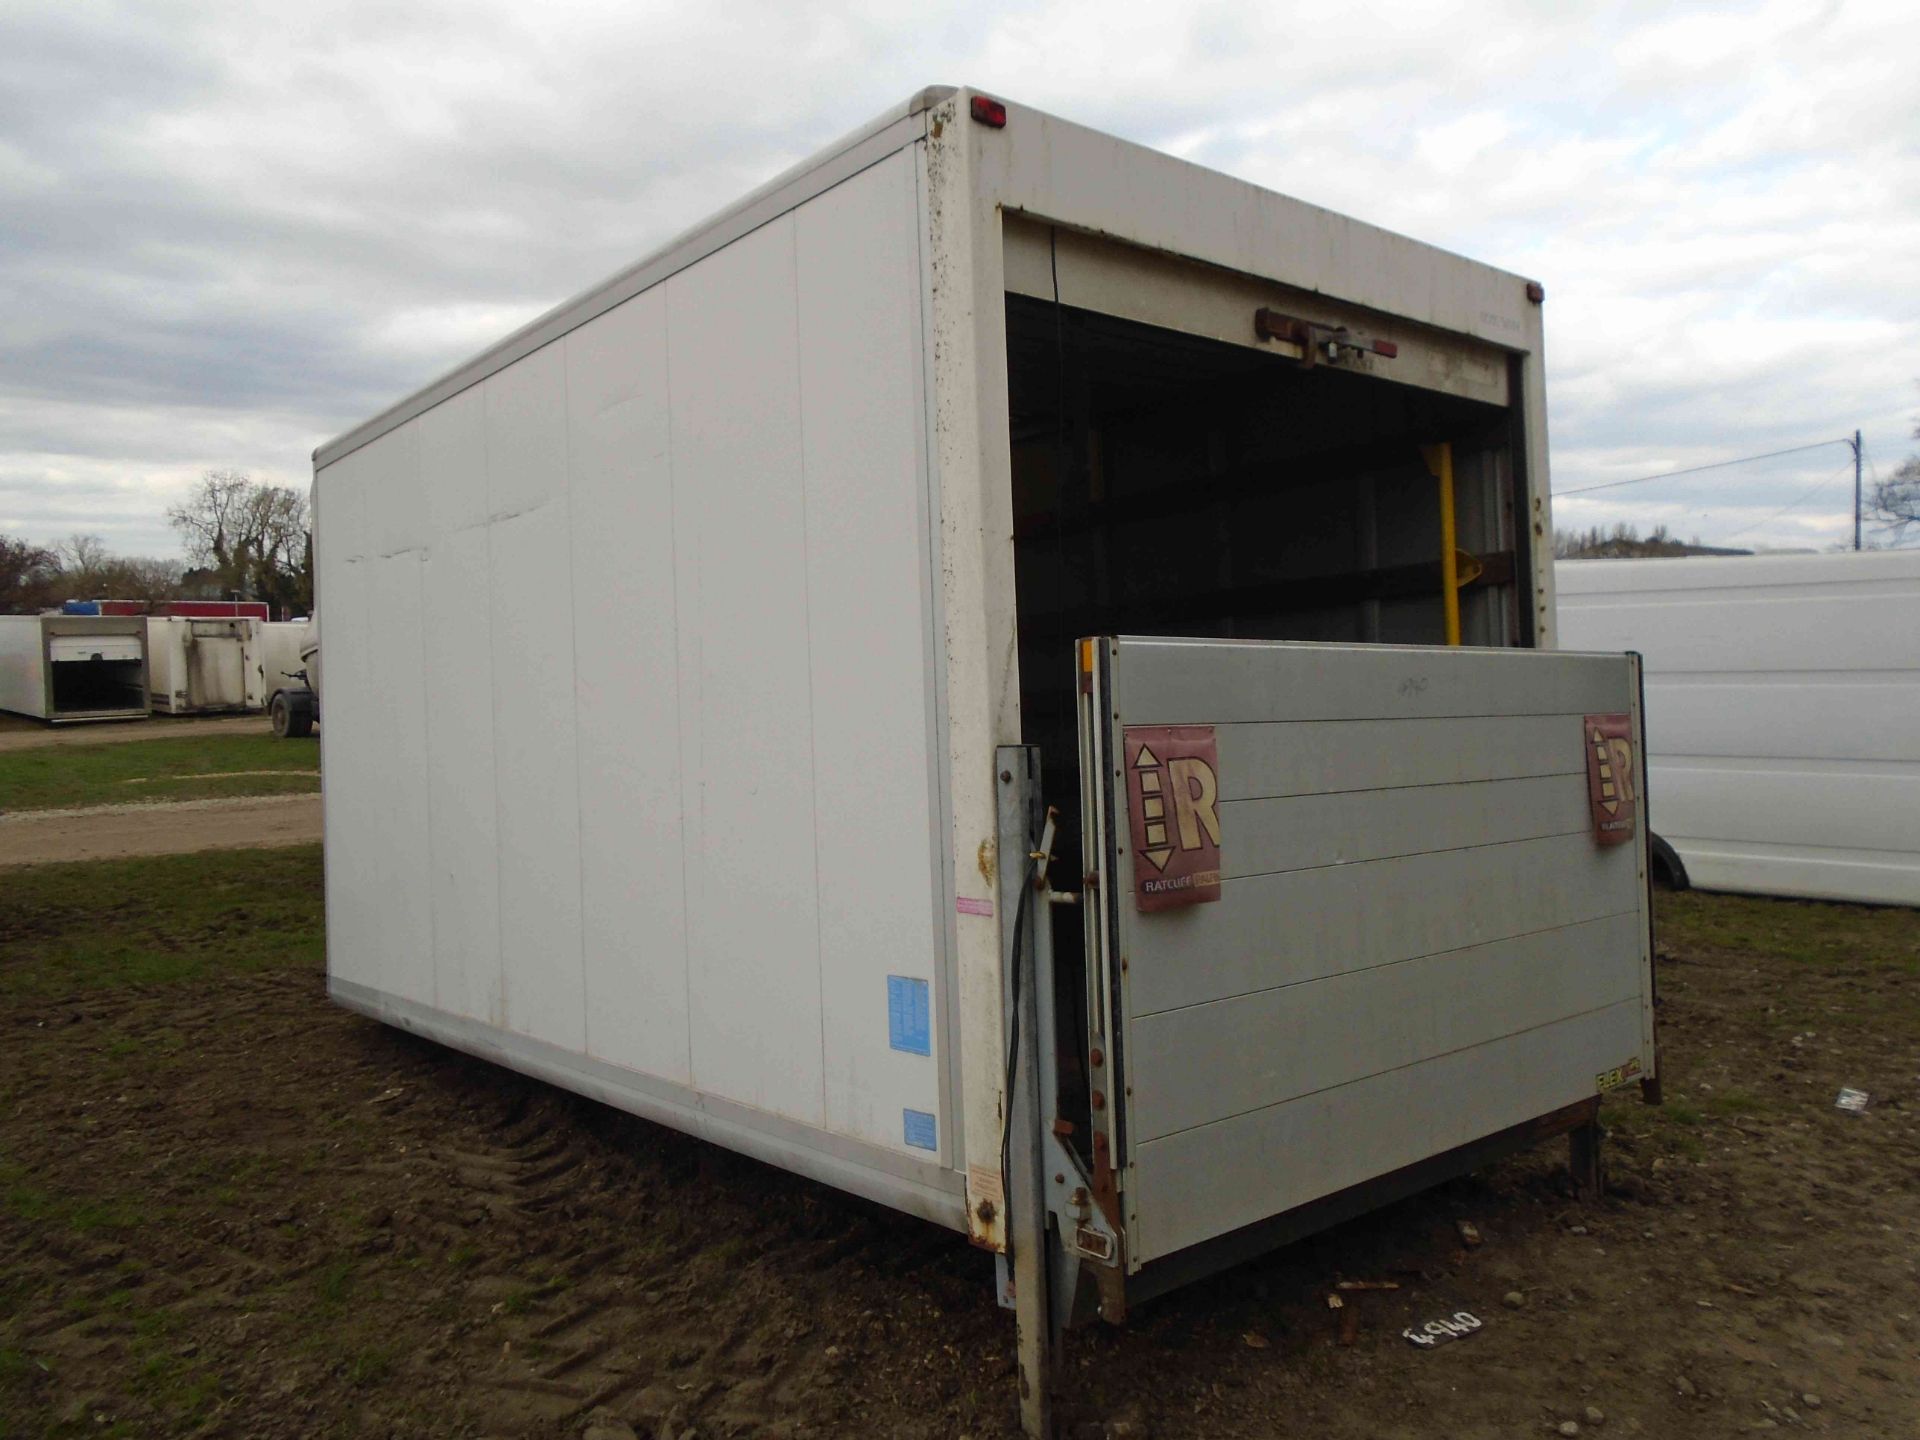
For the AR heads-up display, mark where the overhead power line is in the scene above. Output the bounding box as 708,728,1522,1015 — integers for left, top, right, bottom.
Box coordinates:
1556,438,1856,496
1718,462,1854,545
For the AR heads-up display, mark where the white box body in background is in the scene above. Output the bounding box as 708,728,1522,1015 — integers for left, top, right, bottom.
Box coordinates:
256,620,313,698
1557,551,1920,906
0,614,150,723
145,616,265,714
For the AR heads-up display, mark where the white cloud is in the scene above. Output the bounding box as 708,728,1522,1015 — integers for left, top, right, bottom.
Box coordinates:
0,0,1915,557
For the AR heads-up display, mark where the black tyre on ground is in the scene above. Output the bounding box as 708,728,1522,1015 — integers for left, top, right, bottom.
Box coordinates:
1650,833,1689,890
271,691,315,739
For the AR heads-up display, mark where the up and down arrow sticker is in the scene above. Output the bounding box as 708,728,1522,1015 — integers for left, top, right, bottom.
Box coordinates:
1123,725,1223,912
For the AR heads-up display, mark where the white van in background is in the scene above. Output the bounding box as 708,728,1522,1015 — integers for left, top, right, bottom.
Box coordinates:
1556,551,1920,907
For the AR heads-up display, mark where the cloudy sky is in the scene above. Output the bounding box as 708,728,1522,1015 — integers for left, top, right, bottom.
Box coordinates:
2,0,1916,559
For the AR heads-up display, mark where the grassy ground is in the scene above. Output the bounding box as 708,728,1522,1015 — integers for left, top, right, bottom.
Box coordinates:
1604,886,1920,1165
0,848,328,1436
1659,887,1920,971
0,845,324,1001
0,733,317,812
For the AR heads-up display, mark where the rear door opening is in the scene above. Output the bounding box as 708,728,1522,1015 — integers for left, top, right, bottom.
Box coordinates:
48,633,148,720
1002,252,1527,1161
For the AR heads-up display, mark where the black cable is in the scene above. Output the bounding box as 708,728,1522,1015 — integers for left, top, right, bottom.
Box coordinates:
1051,227,1071,591
1717,462,1854,544
1556,438,1855,496
998,846,1034,1262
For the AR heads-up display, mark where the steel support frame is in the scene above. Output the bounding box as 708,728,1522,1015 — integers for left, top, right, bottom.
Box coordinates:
996,746,1126,1437
996,746,1053,1437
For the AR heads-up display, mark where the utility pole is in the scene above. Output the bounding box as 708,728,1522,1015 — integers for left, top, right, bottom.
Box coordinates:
1852,429,1863,551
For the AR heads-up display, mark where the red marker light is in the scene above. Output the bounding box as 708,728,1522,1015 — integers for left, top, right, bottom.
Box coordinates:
1371,339,1399,359
970,95,1007,128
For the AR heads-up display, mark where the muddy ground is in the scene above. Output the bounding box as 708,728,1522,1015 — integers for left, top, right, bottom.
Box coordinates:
0,794,322,868
0,715,271,753
2,849,1916,1439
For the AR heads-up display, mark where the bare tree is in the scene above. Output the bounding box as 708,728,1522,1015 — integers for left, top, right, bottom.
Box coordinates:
1871,451,1919,541
19,535,185,608
167,470,312,616
166,470,255,575
57,533,111,575
0,533,59,614
51,533,125,602
115,556,187,604
1862,394,1920,543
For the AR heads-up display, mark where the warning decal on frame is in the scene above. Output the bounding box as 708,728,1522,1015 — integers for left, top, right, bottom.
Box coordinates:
1123,724,1223,912
1583,713,1638,847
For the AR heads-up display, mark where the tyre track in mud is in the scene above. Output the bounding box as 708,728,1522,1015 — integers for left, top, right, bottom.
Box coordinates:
3,963,1010,1437
13,896,1919,1437
374,1069,985,1438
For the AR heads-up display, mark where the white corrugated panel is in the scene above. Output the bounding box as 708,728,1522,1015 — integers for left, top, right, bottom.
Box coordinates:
564,285,692,1084
485,341,586,1051
319,144,948,1192
419,386,503,1025
795,153,944,1156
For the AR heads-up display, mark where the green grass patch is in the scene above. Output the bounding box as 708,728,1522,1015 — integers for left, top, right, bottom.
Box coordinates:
1657,890,1920,971
1703,1088,1769,1118
291,1259,404,1393
499,1287,536,1316
0,732,317,813
312,1258,357,1313
0,1160,143,1235
0,1346,45,1434
183,1151,282,1210
344,1344,395,1387
0,1273,46,1326
132,1346,222,1420
1602,1097,1708,1161
0,845,323,999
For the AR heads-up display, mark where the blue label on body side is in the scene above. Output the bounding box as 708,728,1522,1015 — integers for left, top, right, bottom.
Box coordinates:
903,1108,937,1151
887,974,931,1056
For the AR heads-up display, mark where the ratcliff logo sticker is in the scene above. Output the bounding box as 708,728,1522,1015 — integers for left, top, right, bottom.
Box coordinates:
1584,713,1637,847
1123,725,1222,912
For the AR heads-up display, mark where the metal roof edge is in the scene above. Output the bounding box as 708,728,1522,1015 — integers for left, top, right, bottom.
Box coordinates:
313,85,957,471
990,100,1541,338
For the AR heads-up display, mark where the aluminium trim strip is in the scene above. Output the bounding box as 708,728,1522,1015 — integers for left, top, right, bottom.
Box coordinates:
314,86,957,472
329,976,969,1232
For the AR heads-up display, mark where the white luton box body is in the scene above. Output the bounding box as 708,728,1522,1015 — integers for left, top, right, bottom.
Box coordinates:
316,88,1657,1422
1557,551,1920,906
256,620,315,702
0,614,150,723
144,616,265,714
